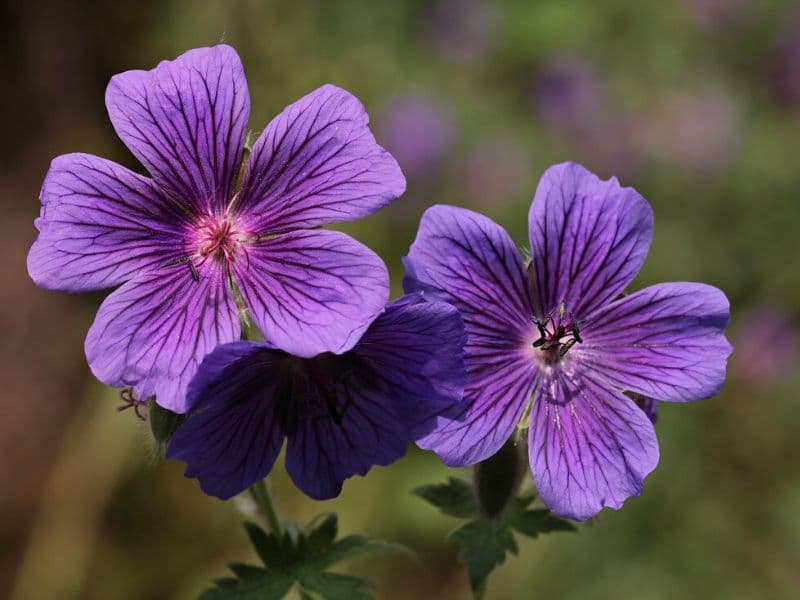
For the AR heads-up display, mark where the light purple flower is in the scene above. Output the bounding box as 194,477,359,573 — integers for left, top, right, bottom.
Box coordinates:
167,295,466,500
27,45,405,412
379,92,455,179
404,162,732,520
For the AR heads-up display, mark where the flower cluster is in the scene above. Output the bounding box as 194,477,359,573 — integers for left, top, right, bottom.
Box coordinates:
28,45,732,520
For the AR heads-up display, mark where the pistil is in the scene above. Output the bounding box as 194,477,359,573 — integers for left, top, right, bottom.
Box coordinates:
531,301,586,363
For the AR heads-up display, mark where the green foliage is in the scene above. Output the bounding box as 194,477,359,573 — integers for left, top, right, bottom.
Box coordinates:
414,480,576,594
198,513,406,600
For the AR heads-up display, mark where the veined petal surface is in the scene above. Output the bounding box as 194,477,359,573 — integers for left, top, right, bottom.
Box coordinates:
85,260,240,412
106,44,250,215
236,84,405,232
405,205,538,465
28,153,186,291
528,370,659,521
576,282,732,402
528,162,653,317
167,342,286,499
234,229,389,358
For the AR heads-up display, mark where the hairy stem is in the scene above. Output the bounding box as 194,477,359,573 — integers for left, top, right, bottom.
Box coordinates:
249,479,282,536
474,580,487,600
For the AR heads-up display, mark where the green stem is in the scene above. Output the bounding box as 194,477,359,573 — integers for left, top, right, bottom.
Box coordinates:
249,479,282,536
474,580,487,600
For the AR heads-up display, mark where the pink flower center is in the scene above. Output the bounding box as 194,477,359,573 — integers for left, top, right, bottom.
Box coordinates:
531,301,586,364
196,217,241,263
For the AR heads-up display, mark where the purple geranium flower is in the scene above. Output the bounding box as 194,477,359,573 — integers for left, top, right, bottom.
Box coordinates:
404,162,732,520
166,295,466,499
27,45,405,412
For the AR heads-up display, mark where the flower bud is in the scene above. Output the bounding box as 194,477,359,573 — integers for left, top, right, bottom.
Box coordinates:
473,438,527,518
149,399,185,453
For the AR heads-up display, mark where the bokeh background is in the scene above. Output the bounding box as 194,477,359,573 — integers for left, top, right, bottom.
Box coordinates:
3,0,800,598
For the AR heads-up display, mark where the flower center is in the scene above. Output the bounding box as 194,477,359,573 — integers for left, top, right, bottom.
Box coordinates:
531,301,586,364
275,355,366,435
197,217,240,263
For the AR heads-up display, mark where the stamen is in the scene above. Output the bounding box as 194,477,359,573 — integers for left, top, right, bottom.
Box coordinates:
117,388,147,421
531,302,586,361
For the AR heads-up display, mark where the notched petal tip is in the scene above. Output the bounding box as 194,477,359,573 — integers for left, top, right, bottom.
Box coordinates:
235,83,405,231
529,372,660,521
528,161,654,317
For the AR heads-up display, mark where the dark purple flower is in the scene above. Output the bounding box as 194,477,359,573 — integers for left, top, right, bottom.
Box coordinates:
404,162,732,520
379,92,455,179
167,295,466,500
27,45,405,412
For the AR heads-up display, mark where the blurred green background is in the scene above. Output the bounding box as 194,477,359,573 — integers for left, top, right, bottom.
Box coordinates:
2,0,799,598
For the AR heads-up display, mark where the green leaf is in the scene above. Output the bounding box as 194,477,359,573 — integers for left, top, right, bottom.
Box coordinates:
199,513,405,600
412,477,477,518
198,574,294,600
449,518,518,590
507,506,576,538
299,571,375,600
304,513,338,550
413,479,577,593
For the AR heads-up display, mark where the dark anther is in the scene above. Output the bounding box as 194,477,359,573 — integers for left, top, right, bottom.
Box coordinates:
170,256,201,282
531,302,587,360
118,388,147,421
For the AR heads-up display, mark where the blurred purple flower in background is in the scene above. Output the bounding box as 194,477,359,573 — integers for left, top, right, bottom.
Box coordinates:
27,45,405,412
405,162,732,520
533,57,602,130
461,134,531,209
427,0,496,63
168,295,466,500
642,90,741,173
733,305,798,383
683,0,748,32
379,92,455,179
770,23,800,106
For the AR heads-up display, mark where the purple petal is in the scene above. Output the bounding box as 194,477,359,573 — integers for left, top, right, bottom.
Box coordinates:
85,260,240,412
167,342,285,499
529,371,659,521
106,45,249,215
235,229,388,358
284,360,411,500
528,162,653,318
576,282,732,402
404,205,538,465
235,84,405,232
353,294,467,439
28,153,186,291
